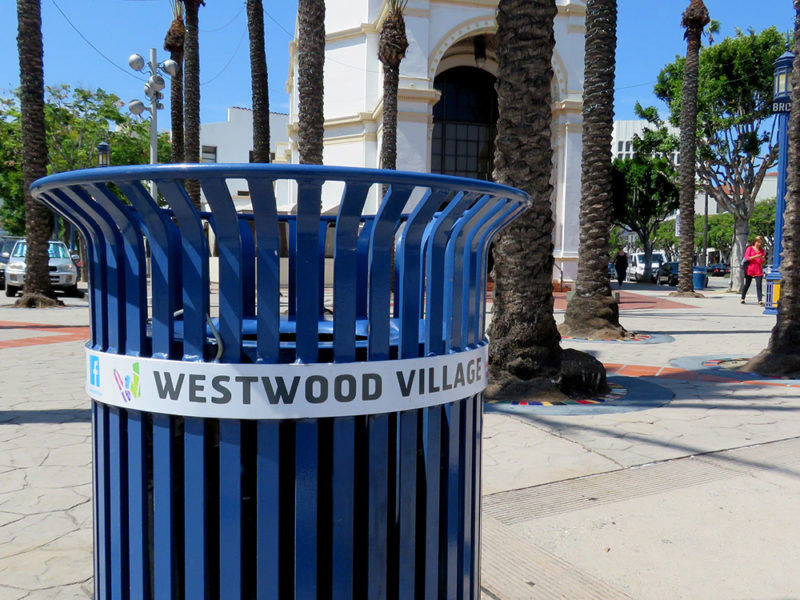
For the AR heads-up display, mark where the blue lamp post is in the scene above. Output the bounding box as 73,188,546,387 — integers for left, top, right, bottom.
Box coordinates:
764,51,794,315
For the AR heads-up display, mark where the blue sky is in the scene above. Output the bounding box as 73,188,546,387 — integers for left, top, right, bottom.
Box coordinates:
0,0,794,128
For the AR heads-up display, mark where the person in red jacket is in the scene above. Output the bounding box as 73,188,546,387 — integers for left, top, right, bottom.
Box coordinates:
740,235,767,306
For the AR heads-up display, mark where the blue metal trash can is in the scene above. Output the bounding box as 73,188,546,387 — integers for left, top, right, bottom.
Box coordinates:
693,266,707,290
32,164,528,600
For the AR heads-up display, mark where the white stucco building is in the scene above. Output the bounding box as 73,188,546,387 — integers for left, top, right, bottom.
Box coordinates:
285,0,588,282
199,107,291,210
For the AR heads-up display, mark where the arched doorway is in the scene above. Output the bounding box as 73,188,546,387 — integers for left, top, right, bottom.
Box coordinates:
431,66,498,181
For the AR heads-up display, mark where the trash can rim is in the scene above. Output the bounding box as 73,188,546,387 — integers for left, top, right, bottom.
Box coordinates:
31,163,531,208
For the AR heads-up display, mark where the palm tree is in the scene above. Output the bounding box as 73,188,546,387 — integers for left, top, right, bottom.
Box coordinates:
560,0,626,339
16,0,56,307
674,0,709,295
745,2,800,376
183,0,204,207
488,0,605,398
297,0,325,165
378,0,408,170
247,0,271,163
164,0,185,164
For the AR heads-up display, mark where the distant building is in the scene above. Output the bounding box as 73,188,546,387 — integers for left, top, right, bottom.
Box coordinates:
199,107,291,211
612,119,719,217
284,0,588,282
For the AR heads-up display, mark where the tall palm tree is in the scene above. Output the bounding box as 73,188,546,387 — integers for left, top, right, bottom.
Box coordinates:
745,2,800,376
183,0,204,207
674,0,709,295
16,0,56,306
164,0,185,164
378,0,408,170
297,0,325,165
560,0,626,339
247,0,271,163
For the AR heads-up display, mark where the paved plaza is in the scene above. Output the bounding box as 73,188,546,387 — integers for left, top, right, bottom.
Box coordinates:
2,277,800,599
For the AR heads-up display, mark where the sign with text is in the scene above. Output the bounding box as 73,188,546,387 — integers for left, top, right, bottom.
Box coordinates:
86,345,488,419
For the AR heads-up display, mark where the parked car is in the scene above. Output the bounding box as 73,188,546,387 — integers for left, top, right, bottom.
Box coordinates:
626,252,665,283
656,261,679,286
709,263,730,276
0,235,23,289
5,240,82,297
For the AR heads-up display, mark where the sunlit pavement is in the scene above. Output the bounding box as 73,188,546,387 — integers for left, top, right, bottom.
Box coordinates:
2,277,799,599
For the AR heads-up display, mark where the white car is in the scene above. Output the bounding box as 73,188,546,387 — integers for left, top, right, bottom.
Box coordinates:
626,252,665,283
5,240,81,297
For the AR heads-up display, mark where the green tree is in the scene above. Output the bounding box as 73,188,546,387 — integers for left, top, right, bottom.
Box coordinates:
0,86,170,233
489,0,605,398
611,154,680,277
745,1,800,377
654,219,679,260
561,0,626,340
749,197,776,252
652,25,785,292
378,0,408,170
16,0,53,306
164,0,185,164
247,0,271,163
705,211,734,260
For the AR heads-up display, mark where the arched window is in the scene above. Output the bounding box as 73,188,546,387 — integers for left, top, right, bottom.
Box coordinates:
431,67,498,181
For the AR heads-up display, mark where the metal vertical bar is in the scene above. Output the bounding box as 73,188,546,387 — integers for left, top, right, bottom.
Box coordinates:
248,178,281,363
93,402,110,599
333,183,371,361
397,409,417,599
108,407,129,598
89,183,148,355
331,416,355,600
127,410,150,600
367,184,413,361
60,187,125,354
296,420,319,598
444,401,461,598
367,413,389,600
199,179,243,363
459,396,475,598
118,181,181,359
219,419,243,599
152,414,176,600
159,180,209,362
395,188,449,359
295,180,322,362
184,417,208,599
423,405,442,599
257,421,280,599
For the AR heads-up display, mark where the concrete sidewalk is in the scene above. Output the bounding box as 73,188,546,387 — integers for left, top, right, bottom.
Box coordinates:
1,277,799,599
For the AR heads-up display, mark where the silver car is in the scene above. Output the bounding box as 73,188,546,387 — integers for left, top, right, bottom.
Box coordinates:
5,240,81,297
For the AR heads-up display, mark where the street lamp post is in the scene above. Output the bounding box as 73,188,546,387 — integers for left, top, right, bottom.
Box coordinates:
764,50,794,315
97,141,110,167
128,48,178,197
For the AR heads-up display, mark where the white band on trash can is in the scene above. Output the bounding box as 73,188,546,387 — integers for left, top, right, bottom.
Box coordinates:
85,345,488,419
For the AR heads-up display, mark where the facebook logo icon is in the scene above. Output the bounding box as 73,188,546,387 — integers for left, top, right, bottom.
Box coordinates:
89,356,101,387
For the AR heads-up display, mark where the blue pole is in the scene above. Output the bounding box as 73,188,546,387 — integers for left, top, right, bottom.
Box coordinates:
765,50,794,315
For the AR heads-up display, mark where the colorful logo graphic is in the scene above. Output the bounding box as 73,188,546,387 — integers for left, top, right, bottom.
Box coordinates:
89,355,101,387
113,362,141,403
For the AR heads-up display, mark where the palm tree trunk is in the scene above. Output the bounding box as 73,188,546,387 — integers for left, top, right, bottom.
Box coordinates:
378,3,408,171
675,0,709,295
488,0,563,389
16,0,56,305
164,11,185,165
745,2,800,376
248,0,271,163
184,0,203,207
169,54,184,164
561,0,626,339
297,0,325,165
